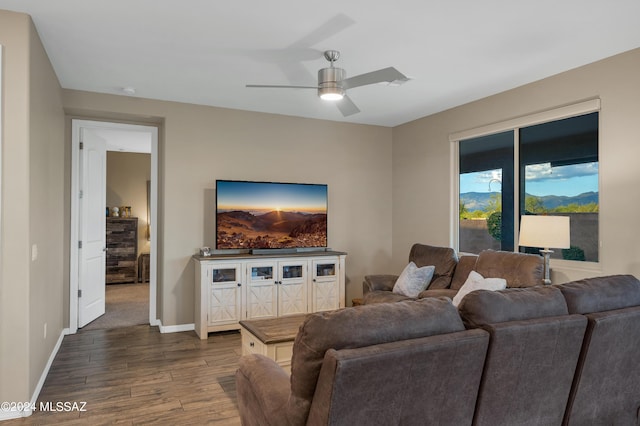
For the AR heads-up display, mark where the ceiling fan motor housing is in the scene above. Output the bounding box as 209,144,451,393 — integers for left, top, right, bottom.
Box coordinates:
318,67,346,99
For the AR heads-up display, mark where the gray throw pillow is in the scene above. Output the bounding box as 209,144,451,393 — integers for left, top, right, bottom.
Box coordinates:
392,262,435,298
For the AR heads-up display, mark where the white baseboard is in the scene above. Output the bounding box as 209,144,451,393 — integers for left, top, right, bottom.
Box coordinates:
0,409,24,421
0,328,69,421
0,410,22,421
158,322,195,334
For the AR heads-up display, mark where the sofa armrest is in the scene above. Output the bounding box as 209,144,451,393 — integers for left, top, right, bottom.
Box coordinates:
235,354,291,426
363,274,398,294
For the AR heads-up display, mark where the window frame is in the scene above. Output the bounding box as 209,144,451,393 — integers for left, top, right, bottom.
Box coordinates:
450,99,601,269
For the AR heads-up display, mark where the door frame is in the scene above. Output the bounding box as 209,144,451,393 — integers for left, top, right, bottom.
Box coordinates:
70,119,159,333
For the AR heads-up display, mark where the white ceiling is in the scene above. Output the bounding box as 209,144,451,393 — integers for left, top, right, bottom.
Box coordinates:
2,0,640,127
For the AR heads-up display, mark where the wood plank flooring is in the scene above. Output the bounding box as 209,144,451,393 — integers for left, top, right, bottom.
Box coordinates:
5,325,242,425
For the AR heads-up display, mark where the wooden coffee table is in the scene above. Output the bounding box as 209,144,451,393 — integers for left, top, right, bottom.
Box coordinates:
239,314,308,374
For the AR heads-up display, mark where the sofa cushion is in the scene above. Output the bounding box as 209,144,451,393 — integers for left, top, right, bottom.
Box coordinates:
287,298,465,425
417,288,457,300
363,290,413,304
408,244,458,289
474,249,544,288
451,270,506,307
392,262,435,298
458,286,568,328
558,274,640,314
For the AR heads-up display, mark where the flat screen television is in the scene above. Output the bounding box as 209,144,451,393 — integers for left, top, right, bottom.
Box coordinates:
216,180,328,250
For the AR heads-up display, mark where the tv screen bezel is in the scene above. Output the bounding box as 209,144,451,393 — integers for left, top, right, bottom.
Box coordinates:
215,179,328,251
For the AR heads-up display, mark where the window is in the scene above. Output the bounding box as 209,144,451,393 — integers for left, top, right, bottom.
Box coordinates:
459,131,514,253
456,104,599,263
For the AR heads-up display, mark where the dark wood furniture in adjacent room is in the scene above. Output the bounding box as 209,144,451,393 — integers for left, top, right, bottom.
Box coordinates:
106,217,138,284
138,252,150,283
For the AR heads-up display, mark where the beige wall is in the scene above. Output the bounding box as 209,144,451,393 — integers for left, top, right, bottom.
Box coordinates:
27,14,65,399
392,48,640,284
107,151,152,256
63,91,394,326
0,10,65,405
0,9,31,406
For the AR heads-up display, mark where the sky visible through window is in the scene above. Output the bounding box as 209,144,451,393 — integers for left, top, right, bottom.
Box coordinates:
460,162,598,197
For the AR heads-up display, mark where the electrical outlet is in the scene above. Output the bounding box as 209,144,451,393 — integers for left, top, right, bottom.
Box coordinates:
44,323,47,339
31,244,38,261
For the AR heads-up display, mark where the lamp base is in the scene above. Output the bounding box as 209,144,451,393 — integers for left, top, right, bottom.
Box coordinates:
540,249,553,285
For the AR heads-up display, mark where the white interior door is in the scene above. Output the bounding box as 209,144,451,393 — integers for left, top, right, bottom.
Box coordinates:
78,128,107,327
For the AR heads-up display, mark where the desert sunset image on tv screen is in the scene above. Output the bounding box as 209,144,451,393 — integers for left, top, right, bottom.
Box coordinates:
216,181,328,249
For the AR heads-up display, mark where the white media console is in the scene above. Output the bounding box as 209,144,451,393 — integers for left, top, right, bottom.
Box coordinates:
193,250,347,339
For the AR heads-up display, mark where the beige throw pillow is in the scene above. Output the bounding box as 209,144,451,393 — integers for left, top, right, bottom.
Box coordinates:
392,262,436,298
452,270,507,307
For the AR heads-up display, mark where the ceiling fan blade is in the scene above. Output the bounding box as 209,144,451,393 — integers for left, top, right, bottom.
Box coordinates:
243,15,355,85
278,61,317,87
342,67,408,90
336,95,360,116
288,14,355,49
246,84,318,89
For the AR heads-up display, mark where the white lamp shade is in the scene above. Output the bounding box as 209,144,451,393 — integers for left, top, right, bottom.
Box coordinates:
519,215,570,249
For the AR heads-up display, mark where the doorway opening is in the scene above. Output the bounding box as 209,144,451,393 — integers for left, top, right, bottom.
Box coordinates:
70,119,159,333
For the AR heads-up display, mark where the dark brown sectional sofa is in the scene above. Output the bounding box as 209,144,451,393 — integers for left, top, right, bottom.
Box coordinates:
235,274,640,425
362,243,545,304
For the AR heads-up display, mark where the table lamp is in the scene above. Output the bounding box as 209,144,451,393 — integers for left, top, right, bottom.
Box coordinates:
518,215,570,285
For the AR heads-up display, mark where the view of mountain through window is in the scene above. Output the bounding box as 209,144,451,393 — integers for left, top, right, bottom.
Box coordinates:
458,112,599,262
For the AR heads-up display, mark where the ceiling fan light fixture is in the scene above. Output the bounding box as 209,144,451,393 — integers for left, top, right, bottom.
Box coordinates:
318,66,346,101
319,86,345,101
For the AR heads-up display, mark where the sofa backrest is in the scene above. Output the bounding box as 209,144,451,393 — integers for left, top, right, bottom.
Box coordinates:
459,286,569,328
474,249,544,288
307,329,489,425
450,254,478,290
557,275,640,425
287,298,465,425
458,286,587,426
450,250,542,292
559,274,640,313
408,243,458,289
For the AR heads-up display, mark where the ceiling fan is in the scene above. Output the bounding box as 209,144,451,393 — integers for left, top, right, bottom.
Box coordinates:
246,50,409,116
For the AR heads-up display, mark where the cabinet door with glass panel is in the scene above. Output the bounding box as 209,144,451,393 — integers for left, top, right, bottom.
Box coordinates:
246,260,309,319
278,260,308,316
310,258,340,312
246,262,279,320
207,263,243,326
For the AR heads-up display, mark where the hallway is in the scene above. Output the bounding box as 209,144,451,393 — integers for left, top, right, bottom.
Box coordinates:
81,283,149,331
